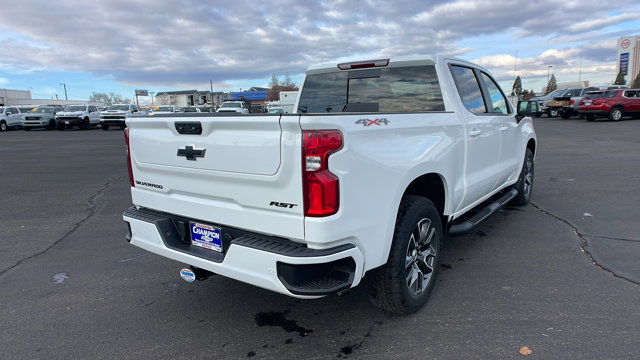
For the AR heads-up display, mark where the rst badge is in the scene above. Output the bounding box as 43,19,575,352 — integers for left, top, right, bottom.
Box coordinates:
177,145,206,160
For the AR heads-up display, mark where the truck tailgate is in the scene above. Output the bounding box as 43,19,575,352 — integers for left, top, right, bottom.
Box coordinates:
127,114,305,240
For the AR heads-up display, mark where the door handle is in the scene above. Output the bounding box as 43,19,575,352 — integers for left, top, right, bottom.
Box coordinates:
500,126,509,132
469,130,482,137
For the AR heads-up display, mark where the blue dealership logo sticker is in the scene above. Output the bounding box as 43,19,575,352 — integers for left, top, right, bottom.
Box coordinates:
180,268,196,282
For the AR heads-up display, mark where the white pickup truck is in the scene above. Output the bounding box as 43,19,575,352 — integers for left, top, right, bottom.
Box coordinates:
100,104,139,130
216,100,250,114
123,56,538,313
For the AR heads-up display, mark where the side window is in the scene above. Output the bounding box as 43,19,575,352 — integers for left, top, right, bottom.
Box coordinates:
450,65,486,114
11,108,19,114
480,72,510,114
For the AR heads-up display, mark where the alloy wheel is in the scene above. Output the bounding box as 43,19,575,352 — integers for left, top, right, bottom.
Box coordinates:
405,218,437,296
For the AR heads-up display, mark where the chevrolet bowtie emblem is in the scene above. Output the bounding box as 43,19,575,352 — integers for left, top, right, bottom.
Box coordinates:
177,145,206,161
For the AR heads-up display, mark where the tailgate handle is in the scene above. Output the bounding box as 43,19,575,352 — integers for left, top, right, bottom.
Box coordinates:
175,122,202,135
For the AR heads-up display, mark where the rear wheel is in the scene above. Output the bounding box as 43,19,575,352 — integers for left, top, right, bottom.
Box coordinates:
608,108,623,121
561,110,572,119
512,148,534,206
368,196,442,314
548,109,559,117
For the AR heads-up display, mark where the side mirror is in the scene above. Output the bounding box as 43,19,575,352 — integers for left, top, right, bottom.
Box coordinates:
516,101,540,122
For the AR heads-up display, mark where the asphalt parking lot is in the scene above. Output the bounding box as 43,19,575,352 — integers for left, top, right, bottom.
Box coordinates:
1,118,639,359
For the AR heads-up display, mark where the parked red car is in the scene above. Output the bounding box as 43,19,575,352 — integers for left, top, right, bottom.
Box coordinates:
579,89,640,121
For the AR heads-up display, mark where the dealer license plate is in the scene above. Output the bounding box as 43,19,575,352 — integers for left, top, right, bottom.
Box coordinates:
585,101,592,106
190,222,223,252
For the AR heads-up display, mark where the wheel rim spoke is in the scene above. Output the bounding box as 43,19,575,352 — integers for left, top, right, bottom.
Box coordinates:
405,217,438,296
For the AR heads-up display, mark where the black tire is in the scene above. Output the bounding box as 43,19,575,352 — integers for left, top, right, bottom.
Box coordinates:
548,109,559,117
81,118,90,130
586,115,596,121
56,123,65,131
0,121,7,132
368,196,443,314
512,148,534,206
47,119,56,130
608,107,623,121
560,110,571,119
101,124,109,130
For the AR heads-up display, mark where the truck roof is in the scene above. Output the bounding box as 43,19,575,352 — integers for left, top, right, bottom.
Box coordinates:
305,55,483,74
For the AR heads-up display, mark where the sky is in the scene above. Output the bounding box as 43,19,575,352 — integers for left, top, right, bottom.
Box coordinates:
1,0,639,104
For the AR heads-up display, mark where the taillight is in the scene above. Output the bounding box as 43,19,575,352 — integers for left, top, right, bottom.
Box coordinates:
302,130,343,217
124,128,135,187
570,99,574,105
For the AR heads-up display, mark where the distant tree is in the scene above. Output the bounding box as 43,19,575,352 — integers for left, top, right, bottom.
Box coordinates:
90,93,111,104
87,92,130,105
511,76,523,96
267,74,299,102
530,89,535,96
545,74,557,94
522,89,529,95
613,70,627,85
633,73,640,88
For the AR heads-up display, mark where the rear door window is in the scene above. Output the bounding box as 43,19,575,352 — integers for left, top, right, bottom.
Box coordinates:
450,65,486,114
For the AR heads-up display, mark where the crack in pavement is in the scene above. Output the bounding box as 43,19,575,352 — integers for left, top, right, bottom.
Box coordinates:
531,201,640,286
582,235,640,243
0,176,126,278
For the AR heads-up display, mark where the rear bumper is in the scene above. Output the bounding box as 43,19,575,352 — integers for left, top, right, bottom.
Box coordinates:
578,110,608,117
123,206,364,297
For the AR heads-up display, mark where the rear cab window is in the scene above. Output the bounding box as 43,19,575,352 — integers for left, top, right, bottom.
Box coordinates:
297,64,445,113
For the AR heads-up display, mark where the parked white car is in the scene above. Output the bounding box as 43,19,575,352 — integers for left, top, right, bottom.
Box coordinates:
55,104,101,130
22,106,62,130
216,101,250,114
0,106,24,131
149,105,181,115
100,104,139,130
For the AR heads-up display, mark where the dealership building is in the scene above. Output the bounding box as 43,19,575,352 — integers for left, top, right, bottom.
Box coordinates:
617,35,640,85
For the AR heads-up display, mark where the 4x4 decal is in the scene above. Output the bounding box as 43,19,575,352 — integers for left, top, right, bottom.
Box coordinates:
356,118,389,127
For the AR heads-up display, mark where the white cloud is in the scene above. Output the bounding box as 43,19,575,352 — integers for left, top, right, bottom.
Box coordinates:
0,0,636,92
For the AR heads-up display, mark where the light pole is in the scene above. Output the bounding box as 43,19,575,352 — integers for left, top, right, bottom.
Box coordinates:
59,83,68,100
150,91,155,107
546,66,553,94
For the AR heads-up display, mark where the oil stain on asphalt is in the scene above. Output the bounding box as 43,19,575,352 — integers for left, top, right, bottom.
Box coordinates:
255,310,313,337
